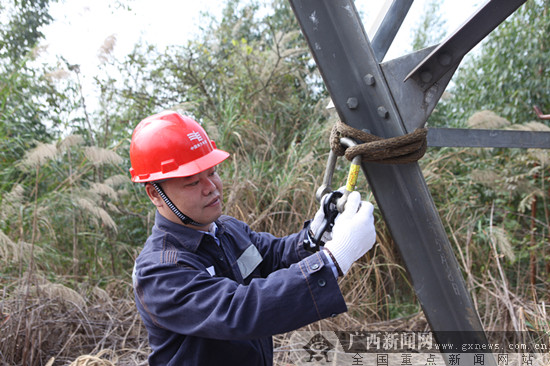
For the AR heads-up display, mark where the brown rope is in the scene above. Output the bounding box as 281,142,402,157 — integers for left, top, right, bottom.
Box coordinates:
330,120,428,164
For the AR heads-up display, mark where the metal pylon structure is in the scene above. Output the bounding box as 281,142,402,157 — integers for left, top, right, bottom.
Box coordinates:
288,0,546,365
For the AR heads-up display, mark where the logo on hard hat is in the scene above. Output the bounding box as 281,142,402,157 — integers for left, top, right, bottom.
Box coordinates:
187,131,203,142
187,130,208,151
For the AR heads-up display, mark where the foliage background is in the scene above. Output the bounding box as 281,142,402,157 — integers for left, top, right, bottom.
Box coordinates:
0,0,548,365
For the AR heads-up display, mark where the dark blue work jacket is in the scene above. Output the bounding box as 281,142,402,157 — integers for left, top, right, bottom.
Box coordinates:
133,211,347,365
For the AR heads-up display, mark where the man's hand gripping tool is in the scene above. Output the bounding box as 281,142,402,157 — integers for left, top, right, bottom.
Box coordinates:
308,137,362,252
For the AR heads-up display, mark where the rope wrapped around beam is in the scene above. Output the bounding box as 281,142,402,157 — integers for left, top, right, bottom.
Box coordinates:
330,121,428,164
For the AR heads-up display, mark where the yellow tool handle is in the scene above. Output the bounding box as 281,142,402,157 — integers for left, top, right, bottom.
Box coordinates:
346,163,360,192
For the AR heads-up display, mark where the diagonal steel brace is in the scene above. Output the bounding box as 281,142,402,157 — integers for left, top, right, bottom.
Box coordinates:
405,0,527,91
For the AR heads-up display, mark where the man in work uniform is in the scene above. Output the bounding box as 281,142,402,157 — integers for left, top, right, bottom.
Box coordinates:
130,110,377,365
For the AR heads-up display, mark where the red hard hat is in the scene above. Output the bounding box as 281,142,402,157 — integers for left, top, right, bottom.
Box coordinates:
129,111,230,183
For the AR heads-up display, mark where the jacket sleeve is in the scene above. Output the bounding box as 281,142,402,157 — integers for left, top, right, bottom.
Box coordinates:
235,218,315,275
134,250,347,341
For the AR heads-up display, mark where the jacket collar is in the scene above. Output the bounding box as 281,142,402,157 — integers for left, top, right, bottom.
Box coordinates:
153,211,227,253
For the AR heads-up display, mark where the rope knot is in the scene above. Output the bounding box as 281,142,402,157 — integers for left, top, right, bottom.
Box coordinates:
330,121,428,164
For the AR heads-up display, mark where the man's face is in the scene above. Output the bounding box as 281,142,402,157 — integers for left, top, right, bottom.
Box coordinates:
154,166,223,230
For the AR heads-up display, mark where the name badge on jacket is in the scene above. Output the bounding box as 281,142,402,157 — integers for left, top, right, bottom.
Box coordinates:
237,244,263,279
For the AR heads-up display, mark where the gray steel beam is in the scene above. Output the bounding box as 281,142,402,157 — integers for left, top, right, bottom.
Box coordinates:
288,1,496,364
371,0,414,62
428,128,550,149
405,0,527,90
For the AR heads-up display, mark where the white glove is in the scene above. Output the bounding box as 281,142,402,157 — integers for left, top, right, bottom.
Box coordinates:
323,190,376,276
310,186,346,244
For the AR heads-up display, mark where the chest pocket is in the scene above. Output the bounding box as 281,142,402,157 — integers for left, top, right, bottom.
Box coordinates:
237,244,263,279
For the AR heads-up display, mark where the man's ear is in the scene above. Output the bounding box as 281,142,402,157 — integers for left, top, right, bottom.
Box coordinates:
145,183,164,208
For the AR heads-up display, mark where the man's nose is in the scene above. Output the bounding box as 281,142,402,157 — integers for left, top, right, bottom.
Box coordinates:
200,176,216,194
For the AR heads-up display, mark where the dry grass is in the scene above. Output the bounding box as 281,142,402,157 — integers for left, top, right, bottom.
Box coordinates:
20,143,58,170
467,110,511,129
0,274,148,366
